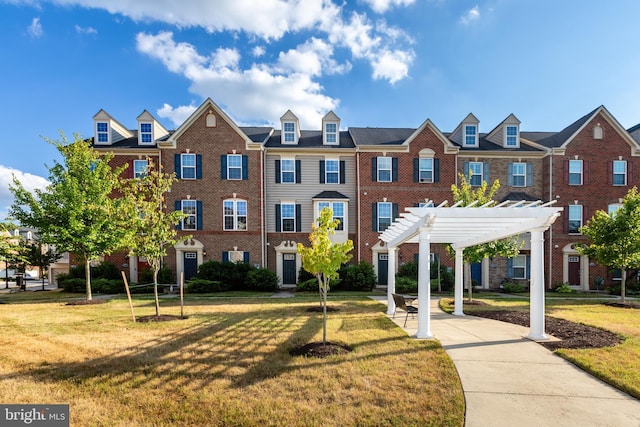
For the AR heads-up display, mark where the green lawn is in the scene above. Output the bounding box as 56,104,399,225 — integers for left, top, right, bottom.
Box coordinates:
443,295,640,399
0,292,464,426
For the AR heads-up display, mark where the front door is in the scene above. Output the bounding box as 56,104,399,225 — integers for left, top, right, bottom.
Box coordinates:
282,254,297,285
471,262,482,287
568,256,580,286
184,252,198,281
378,254,388,287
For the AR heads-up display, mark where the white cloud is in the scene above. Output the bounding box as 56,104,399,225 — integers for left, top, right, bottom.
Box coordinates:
157,103,197,128
371,49,414,83
27,17,43,37
275,38,351,77
362,0,415,14
75,24,97,35
459,6,480,25
0,166,49,221
252,46,266,57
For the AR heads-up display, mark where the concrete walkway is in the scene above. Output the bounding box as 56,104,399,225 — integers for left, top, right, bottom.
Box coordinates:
373,296,640,427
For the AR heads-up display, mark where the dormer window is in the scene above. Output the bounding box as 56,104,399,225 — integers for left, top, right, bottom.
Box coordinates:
505,125,518,147
96,122,109,143
464,125,477,146
324,123,338,145
283,122,296,143
139,122,153,144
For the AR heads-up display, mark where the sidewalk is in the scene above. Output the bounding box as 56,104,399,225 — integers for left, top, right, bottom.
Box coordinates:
373,296,640,427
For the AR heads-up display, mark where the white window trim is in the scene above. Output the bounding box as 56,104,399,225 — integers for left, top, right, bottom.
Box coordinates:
464,124,478,147
469,161,483,186
325,159,340,184
139,122,154,145
377,157,392,183
512,162,526,187
181,153,197,180
133,159,148,179
512,255,527,279
568,159,583,185
181,200,197,231
505,125,519,147
613,160,627,186
283,122,297,144
96,121,110,144
324,122,339,145
223,199,247,231
281,158,295,184
377,201,392,232
227,154,243,180
419,158,434,183
281,202,296,232
315,200,347,232
568,204,583,234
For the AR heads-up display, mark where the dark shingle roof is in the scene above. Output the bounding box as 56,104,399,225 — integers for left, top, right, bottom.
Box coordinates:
445,133,545,152
627,123,640,133
313,191,349,199
264,130,355,148
348,127,415,146
534,106,600,148
500,192,540,203
240,126,273,143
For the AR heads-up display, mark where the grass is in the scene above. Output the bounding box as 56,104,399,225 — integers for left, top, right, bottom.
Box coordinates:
441,295,640,399
0,293,464,426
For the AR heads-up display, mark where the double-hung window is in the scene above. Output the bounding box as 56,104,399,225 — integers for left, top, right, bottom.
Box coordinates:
608,204,621,215
140,123,153,144
568,205,583,234
511,255,527,279
181,154,196,179
377,202,392,232
281,203,296,232
325,123,337,144
133,159,148,179
283,122,296,143
224,199,247,231
181,200,197,231
318,201,345,231
464,125,477,146
469,162,483,186
96,122,109,143
419,158,433,183
377,157,392,182
613,160,627,186
568,160,583,185
325,160,339,184
506,126,518,147
281,159,295,183
512,162,526,187
227,154,242,180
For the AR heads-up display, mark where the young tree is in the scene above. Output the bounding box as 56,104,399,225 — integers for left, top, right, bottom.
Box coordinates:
23,241,62,291
121,158,186,316
577,187,640,303
0,222,19,289
447,174,522,301
10,133,131,300
297,207,353,345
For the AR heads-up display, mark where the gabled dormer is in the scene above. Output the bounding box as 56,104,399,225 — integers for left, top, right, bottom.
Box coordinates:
450,113,480,148
322,111,340,145
92,109,133,145
280,110,300,145
486,114,521,148
136,110,169,146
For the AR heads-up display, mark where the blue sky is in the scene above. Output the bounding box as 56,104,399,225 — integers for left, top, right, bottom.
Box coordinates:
2,0,640,220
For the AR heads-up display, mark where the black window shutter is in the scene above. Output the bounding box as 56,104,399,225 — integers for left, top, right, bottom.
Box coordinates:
507,162,514,186
319,160,325,184
392,203,399,221
372,203,378,231
413,158,419,182
527,163,533,187
392,158,398,182
340,160,346,184
463,161,470,180
275,204,281,232
197,201,203,230
175,154,181,178
242,155,249,180
275,160,281,184
243,252,250,263
295,204,302,232
174,200,181,230
295,160,301,183
221,155,227,179
434,158,440,182
483,162,490,183
372,157,377,181
196,154,202,179
222,252,229,262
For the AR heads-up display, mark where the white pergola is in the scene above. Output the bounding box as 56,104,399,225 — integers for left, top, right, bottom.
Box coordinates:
379,200,563,340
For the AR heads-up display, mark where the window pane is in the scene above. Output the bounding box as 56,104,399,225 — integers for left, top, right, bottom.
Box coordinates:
377,157,391,182
326,160,339,183
469,162,482,186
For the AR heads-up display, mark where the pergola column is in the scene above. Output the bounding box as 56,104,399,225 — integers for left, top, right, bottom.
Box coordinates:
528,227,548,340
416,227,433,339
386,246,397,316
453,247,464,316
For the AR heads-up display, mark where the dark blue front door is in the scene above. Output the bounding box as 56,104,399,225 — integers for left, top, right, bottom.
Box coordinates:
378,254,388,287
283,254,297,285
471,262,482,287
184,252,198,281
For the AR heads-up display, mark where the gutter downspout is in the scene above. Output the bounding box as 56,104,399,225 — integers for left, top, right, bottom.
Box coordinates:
356,144,361,261
261,145,266,268
548,153,553,289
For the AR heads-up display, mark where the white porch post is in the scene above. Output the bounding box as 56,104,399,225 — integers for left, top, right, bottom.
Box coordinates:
528,227,548,340
386,246,397,315
416,227,433,339
453,247,464,316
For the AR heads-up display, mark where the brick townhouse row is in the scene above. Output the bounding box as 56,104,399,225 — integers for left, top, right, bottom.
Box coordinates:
92,98,640,291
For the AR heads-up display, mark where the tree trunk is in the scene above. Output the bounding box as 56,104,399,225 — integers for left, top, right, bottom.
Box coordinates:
322,278,328,345
153,268,160,316
85,258,92,301
464,262,473,302
620,267,626,303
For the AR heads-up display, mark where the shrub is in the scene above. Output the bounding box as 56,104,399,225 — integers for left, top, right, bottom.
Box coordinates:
197,261,256,290
554,282,576,294
139,267,175,285
397,261,418,279
246,268,280,292
297,267,314,283
92,278,125,294
60,278,86,293
185,279,229,293
338,261,376,291
395,276,417,294
502,282,524,293
296,278,319,292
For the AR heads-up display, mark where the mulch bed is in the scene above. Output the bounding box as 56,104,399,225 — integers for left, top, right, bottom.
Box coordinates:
603,301,640,309
136,314,185,322
289,342,352,358
66,299,109,306
306,306,340,313
469,310,622,351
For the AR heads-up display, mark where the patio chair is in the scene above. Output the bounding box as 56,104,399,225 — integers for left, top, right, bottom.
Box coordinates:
392,293,418,327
